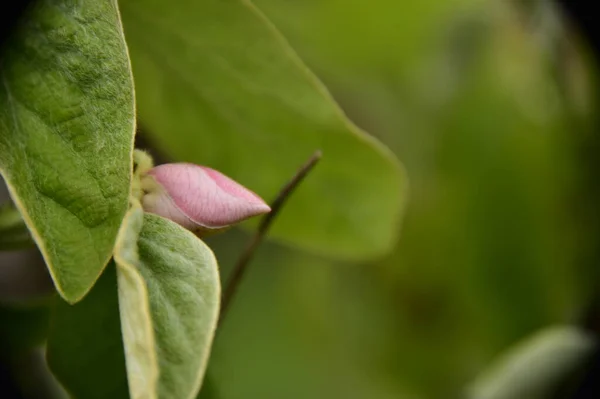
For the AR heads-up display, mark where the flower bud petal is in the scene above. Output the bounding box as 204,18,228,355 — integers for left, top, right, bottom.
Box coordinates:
141,163,270,232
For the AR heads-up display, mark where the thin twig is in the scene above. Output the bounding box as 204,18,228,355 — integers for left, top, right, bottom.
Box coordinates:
218,150,323,327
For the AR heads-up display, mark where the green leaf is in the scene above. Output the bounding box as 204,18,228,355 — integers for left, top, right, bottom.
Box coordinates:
46,204,220,399
118,0,407,260
46,262,130,399
114,203,220,399
0,0,135,302
113,203,158,399
46,205,220,399
464,326,597,399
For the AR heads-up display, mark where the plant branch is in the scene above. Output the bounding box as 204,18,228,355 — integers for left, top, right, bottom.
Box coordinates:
218,150,322,327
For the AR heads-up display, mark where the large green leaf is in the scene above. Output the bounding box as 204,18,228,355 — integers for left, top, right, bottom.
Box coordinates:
112,202,220,399
118,0,407,260
0,0,135,302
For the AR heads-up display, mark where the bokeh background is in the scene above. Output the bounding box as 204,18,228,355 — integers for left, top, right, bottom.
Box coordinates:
2,0,600,398
202,0,600,398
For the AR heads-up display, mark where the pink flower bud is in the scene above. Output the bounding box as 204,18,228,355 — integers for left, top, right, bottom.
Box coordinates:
140,163,270,233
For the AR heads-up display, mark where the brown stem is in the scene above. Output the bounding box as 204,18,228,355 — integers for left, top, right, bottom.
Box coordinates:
218,150,322,327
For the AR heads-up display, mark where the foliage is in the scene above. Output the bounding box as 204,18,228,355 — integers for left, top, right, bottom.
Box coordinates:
0,0,405,397
0,0,598,398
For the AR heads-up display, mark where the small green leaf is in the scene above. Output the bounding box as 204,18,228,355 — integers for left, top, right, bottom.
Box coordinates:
0,0,135,302
464,326,597,399
46,262,130,399
114,204,220,399
119,0,407,260
46,204,220,399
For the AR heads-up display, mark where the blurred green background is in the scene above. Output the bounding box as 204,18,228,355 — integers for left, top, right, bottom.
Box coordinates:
2,0,599,398
200,0,599,398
